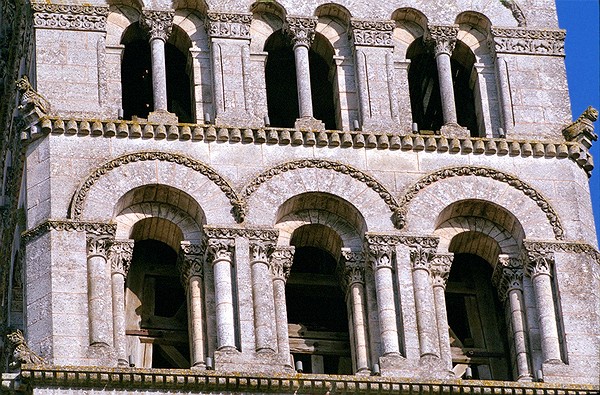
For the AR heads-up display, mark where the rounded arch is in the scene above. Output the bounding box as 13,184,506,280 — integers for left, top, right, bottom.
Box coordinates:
242,159,400,231
398,166,563,240
392,8,427,61
173,0,208,14
315,3,351,26
455,12,493,64
106,5,140,46
69,151,243,224
174,9,209,51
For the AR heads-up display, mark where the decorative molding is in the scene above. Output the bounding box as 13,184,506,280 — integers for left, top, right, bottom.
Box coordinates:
6,329,45,370
68,151,244,223
141,9,174,41
203,226,278,242
500,0,527,27
492,255,524,301
31,3,108,31
206,12,252,39
523,240,600,263
269,246,294,281
426,25,459,56
395,166,565,240
285,16,317,48
242,159,402,228
365,233,440,250
491,28,566,56
21,220,116,243
350,19,395,47
108,240,134,276
430,253,453,288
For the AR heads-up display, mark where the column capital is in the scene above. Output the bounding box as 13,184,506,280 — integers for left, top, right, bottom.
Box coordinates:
205,12,252,39
367,244,394,270
410,246,434,272
426,24,459,56
178,242,204,285
269,246,295,281
108,239,135,276
141,9,174,41
492,255,524,301
349,18,395,47
86,234,113,258
249,240,274,265
525,250,554,279
207,238,234,263
430,253,453,288
340,249,366,291
285,16,317,48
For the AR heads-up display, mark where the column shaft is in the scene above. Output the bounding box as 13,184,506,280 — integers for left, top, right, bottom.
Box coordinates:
213,257,236,350
373,265,400,355
188,275,206,366
251,258,276,353
111,272,127,365
433,285,451,370
350,282,370,372
508,288,532,380
150,38,168,111
435,52,458,125
87,253,112,347
294,44,313,117
412,267,439,357
273,278,290,358
532,274,562,362
495,56,514,133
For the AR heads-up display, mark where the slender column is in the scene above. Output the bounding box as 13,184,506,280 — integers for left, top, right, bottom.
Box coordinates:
341,250,370,373
493,255,533,381
495,56,514,133
286,17,317,118
367,244,401,356
108,239,134,367
410,247,440,358
141,10,174,112
179,242,206,368
250,241,276,353
208,238,236,351
86,234,114,348
525,251,562,363
430,253,453,372
427,25,459,125
269,246,294,363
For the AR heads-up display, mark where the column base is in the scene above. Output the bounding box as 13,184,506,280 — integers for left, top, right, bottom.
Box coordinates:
295,117,325,132
440,123,469,138
147,110,178,125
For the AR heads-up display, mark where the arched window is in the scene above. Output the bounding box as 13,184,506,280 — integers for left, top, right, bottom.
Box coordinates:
166,26,194,123
121,22,153,120
310,33,337,130
451,42,479,136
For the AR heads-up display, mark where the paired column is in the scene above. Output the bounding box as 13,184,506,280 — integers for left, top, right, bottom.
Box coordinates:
108,239,135,366
269,246,295,363
141,10,174,113
178,242,206,368
430,253,453,372
249,241,277,353
207,238,237,351
493,255,533,381
427,25,459,126
525,251,562,363
85,234,114,348
367,244,401,356
341,250,370,373
285,17,317,118
410,247,440,358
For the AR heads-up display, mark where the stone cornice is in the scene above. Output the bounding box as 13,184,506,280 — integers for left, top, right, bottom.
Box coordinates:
203,226,278,242
206,12,252,39
523,240,600,263
31,3,109,32
21,220,116,244
491,27,566,56
365,233,439,249
350,19,395,47
18,365,599,394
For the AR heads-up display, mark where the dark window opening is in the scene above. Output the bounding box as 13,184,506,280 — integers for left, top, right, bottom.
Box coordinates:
309,45,337,130
165,41,194,123
451,42,479,137
407,38,443,132
265,31,299,128
121,23,153,120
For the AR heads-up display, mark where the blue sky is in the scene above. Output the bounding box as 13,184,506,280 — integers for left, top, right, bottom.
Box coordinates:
556,0,600,243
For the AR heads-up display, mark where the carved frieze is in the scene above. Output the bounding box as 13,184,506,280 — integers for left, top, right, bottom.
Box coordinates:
350,19,395,47
206,12,252,39
365,233,439,250
22,220,116,243
523,240,600,263
31,3,108,31
203,226,278,242
109,240,135,276
426,25,459,56
491,28,566,56
492,255,524,301
430,253,453,287
269,246,294,281
141,10,174,41
285,17,317,48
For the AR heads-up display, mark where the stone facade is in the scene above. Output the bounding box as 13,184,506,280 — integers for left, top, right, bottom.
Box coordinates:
0,0,598,394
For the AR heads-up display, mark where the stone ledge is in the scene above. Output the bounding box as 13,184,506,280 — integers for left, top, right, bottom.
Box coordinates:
28,117,595,176
18,365,599,394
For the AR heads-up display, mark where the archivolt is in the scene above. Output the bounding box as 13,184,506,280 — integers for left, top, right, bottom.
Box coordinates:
69,151,244,222
241,159,403,227
396,166,564,240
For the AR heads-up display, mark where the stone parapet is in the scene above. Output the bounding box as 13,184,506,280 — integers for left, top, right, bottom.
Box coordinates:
28,117,594,175
17,365,599,394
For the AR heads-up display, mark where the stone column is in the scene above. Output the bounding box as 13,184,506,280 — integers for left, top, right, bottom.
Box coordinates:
285,17,317,118
207,238,237,351
141,10,176,122
249,241,276,353
179,242,206,368
493,255,533,381
495,56,514,134
430,253,453,372
525,251,562,363
427,25,459,126
108,239,134,367
269,246,294,363
86,234,114,348
410,247,440,358
367,244,401,356
341,250,370,373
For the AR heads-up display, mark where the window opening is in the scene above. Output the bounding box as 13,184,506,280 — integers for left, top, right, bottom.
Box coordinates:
121,23,153,120
309,35,337,130
451,42,479,137
166,27,194,123
265,31,299,128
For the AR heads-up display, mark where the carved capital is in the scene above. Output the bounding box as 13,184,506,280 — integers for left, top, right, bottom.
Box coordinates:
350,19,395,47
430,253,453,287
285,16,317,48
525,250,554,279
340,249,366,290
86,234,113,258
427,24,459,56
492,255,524,301
108,240,134,276
206,12,252,39
410,246,434,272
207,238,234,263
31,3,109,31
367,244,394,270
249,241,273,265
178,242,204,285
141,10,174,42
269,246,295,280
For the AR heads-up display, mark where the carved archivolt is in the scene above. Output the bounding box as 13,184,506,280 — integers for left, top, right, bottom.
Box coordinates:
396,166,565,240
69,151,245,223
241,159,403,228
